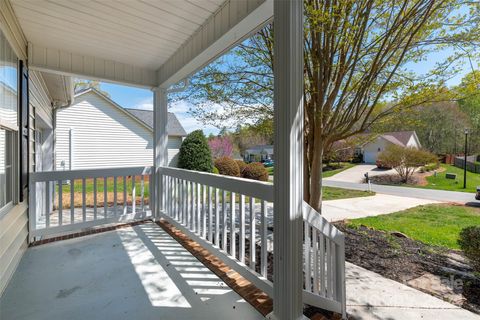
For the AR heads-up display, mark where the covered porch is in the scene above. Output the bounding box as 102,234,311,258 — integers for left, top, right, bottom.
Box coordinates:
0,0,347,319
1,221,265,320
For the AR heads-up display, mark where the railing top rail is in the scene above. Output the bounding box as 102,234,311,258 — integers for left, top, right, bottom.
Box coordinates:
303,202,345,245
160,166,274,202
30,166,154,183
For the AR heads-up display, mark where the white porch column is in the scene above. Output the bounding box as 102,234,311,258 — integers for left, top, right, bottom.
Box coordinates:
272,0,304,319
153,87,168,219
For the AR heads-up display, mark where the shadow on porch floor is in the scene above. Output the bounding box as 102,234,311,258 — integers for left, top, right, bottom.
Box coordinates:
0,222,263,320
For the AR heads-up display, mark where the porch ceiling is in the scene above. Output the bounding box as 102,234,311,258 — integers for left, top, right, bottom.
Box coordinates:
11,0,224,69
8,0,273,88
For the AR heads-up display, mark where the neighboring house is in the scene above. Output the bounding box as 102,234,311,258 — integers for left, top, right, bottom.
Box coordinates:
244,145,274,162
361,131,422,163
55,88,187,170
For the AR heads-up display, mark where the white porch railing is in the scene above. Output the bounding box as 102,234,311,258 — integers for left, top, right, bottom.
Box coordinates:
29,166,154,241
159,167,346,318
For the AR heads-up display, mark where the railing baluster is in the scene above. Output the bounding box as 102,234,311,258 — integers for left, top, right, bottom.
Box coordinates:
104,177,108,218
190,181,196,232
93,178,97,220
320,232,326,296
141,175,145,212
186,180,190,227
58,180,63,226
202,184,207,239
215,188,220,246
249,196,256,269
123,176,127,215
230,192,236,259
313,228,319,294
239,194,245,264
82,178,86,222
260,200,267,277
114,176,118,215
304,222,311,291
196,183,201,235
132,175,136,214
326,237,332,299
70,179,74,224
222,190,227,251
45,181,50,228
208,186,213,242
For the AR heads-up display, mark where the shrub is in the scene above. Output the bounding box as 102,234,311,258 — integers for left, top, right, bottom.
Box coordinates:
242,162,269,181
419,162,440,173
178,130,213,172
214,157,240,177
377,145,437,183
236,160,247,174
458,226,480,273
209,136,234,158
213,167,220,174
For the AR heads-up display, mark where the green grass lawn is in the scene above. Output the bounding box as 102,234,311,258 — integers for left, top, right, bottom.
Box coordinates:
266,167,274,176
348,204,480,249
266,162,355,178
59,177,149,197
323,186,374,201
421,164,480,193
322,162,356,178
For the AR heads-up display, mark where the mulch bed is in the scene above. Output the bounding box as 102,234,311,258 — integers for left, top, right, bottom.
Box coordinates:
335,222,480,314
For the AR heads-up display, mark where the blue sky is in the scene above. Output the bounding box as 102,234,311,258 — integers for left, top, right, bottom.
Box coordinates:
98,82,220,135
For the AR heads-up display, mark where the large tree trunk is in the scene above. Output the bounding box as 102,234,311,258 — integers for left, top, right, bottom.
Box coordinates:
308,142,324,212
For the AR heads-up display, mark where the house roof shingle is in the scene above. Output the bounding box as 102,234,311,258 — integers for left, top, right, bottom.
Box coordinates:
382,131,416,146
124,109,187,137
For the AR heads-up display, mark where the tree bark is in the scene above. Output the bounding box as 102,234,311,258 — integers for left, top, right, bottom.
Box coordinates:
308,142,324,212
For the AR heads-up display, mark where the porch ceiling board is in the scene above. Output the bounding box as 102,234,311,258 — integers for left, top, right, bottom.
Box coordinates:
10,0,224,69
157,0,273,88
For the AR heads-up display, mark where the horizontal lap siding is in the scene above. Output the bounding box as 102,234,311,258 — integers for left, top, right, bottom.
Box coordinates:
0,204,28,295
0,72,52,295
56,92,153,169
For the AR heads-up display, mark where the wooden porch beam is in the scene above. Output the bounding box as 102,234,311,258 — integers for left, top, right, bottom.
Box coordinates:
156,0,273,88
28,43,157,88
271,0,304,319
153,87,168,219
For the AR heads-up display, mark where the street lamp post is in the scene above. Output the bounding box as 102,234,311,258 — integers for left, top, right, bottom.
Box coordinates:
464,128,469,189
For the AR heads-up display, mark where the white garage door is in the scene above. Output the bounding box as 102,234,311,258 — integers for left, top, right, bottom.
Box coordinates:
363,151,377,164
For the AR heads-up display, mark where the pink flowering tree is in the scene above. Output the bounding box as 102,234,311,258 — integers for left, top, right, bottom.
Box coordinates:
209,136,233,159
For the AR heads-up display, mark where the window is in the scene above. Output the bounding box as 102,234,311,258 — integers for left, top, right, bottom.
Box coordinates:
0,129,13,210
0,28,18,214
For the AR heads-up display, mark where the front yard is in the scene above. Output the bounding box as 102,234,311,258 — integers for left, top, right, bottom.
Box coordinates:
338,203,480,313
322,186,374,201
421,164,480,193
348,203,480,249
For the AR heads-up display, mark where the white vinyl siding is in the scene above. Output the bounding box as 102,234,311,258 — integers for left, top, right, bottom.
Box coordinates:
55,91,181,169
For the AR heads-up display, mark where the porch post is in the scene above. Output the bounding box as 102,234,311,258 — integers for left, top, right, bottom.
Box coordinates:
272,0,304,319
153,87,168,219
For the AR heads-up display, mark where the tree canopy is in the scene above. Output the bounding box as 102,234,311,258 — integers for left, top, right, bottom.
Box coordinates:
174,0,480,211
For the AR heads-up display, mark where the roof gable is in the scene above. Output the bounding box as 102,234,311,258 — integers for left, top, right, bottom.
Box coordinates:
73,88,187,136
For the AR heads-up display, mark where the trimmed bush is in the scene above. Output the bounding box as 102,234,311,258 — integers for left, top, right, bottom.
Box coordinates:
458,226,480,273
236,160,247,174
242,162,269,181
214,157,240,177
178,130,213,172
213,167,220,174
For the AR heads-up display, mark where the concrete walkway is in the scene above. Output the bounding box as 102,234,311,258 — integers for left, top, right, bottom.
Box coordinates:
0,223,263,320
325,164,397,183
324,179,475,204
322,194,440,222
347,262,480,320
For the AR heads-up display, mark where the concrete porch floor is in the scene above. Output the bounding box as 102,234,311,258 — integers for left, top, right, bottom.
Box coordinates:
0,222,264,320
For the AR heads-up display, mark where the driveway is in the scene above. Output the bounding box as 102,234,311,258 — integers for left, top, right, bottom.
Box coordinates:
322,193,440,222
325,164,396,183
347,263,480,320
